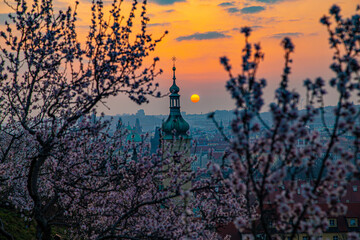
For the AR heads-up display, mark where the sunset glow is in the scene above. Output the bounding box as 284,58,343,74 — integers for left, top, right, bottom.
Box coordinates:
0,0,357,115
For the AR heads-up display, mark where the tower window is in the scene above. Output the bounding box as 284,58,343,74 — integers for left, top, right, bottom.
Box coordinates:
350,219,356,226
329,219,337,227
348,218,357,227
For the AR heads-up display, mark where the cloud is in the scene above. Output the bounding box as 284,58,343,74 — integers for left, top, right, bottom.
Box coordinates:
250,25,263,30
148,22,171,27
269,32,303,39
218,2,236,7
288,18,301,22
240,6,265,14
163,9,175,13
150,0,186,5
218,2,267,15
233,25,263,31
219,5,265,14
242,15,279,24
176,31,231,41
309,32,319,36
251,0,297,3
252,0,284,3
227,7,241,13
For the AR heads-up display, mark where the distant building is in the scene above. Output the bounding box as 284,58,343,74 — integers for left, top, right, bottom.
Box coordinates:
134,118,142,135
125,121,142,143
136,109,145,117
150,127,161,154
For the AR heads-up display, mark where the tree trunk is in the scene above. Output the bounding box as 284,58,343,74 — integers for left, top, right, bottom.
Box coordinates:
27,148,52,240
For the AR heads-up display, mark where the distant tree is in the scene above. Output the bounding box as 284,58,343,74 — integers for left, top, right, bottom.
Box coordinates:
213,4,360,239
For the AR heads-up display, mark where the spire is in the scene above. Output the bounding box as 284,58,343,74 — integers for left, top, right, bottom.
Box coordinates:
116,117,123,130
172,56,176,81
170,56,179,94
162,58,190,140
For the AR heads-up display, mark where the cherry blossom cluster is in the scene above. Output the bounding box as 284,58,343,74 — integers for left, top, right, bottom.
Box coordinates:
1,115,243,239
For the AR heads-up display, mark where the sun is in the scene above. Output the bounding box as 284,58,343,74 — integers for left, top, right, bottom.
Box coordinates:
190,94,200,103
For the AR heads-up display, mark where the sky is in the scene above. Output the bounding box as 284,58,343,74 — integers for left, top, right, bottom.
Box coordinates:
0,0,358,115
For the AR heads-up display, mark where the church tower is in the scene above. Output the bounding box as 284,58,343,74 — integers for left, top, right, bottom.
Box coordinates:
162,58,191,156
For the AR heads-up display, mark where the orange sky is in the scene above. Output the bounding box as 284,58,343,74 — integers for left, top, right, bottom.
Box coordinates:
0,0,358,115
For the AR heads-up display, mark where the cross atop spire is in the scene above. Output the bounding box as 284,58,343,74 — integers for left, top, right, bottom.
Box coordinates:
172,56,176,81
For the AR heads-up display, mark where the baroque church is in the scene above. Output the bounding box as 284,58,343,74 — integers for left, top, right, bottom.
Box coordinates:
161,59,191,157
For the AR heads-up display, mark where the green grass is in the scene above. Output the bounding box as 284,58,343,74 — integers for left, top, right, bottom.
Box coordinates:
0,207,36,240
0,207,69,240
